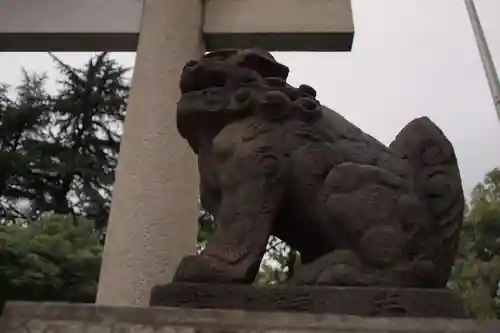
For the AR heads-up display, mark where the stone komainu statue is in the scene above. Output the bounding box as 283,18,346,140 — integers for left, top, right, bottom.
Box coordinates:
173,48,464,288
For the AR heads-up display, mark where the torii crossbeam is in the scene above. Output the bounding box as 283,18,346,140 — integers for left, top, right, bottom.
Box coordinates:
0,0,353,52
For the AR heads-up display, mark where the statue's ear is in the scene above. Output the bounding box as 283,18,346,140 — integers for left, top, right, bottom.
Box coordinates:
238,51,289,79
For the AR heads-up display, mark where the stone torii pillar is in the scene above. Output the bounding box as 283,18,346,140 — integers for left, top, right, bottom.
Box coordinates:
0,0,354,306
95,1,206,307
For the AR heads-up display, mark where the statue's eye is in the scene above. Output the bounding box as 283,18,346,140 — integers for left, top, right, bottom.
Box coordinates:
203,52,220,60
203,50,237,62
205,54,225,61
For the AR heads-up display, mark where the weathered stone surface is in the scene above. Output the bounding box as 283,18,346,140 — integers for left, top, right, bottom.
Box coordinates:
150,283,465,318
1,301,499,333
95,0,204,307
172,48,466,289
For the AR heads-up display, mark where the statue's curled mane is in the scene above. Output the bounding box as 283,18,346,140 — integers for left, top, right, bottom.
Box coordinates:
176,49,324,152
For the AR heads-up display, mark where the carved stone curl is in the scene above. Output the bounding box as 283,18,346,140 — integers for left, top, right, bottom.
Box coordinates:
171,48,465,290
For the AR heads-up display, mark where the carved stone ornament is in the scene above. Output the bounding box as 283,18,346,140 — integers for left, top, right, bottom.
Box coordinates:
151,48,466,317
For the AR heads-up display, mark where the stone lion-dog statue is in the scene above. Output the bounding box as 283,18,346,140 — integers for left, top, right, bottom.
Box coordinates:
172,48,464,289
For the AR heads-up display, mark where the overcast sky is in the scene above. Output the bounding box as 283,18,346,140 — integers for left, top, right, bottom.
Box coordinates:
0,0,499,197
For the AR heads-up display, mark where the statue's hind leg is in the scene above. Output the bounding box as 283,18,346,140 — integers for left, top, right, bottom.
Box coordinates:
291,249,378,286
292,161,432,287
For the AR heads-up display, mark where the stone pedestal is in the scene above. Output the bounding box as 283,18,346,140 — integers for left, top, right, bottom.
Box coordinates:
150,283,465,318
1,301,499,333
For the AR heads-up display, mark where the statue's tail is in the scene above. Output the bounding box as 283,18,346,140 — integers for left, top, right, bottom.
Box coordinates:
390,117,465,287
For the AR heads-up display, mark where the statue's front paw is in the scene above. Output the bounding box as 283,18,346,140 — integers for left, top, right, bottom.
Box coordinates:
172,255,240,284
172,255,218,283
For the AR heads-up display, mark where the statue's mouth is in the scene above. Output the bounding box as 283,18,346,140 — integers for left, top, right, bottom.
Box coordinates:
178,70,231,114
180,69,228,95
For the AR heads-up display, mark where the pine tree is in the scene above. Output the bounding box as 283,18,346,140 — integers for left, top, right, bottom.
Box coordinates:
0,53,130,233
42,53,129,232
0,71,51,222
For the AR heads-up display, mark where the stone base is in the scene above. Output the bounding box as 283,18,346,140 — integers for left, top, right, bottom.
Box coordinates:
150,283,465,318
1,301,500,333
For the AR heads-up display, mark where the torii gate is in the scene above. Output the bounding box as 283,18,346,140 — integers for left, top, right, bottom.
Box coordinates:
0,0,354,306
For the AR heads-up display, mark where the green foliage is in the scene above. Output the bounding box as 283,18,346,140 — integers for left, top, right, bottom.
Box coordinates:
255,236,299,285
0,53,129,233
197,200,215,253
0,53,124,305
449,168,500,318
0,71,51,222
0,214,102,308
45,53,129,230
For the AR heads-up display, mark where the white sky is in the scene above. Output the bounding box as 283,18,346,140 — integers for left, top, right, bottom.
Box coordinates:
0,0,499,196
